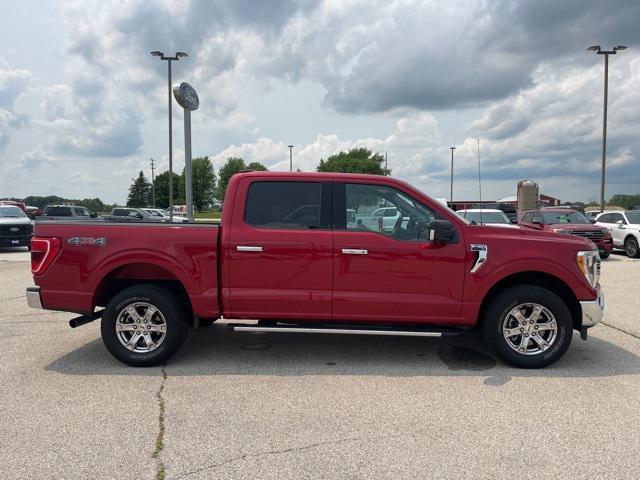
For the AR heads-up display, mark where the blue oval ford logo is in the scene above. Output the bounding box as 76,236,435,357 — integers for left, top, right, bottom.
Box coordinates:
173,82,199,111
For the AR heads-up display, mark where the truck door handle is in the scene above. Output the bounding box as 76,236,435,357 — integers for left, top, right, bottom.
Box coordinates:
342,248,368,255
237,245,263,252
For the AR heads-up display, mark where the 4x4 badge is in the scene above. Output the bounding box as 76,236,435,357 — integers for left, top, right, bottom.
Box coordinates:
67,237,106,247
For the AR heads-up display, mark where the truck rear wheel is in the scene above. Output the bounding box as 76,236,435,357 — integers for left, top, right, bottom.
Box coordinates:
482,285,573,368
101,285,188,367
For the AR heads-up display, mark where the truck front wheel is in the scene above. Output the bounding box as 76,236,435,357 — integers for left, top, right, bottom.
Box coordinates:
482,285,573,368
101,285,188,367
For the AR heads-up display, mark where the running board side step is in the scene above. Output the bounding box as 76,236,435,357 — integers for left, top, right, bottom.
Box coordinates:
227,323,463,338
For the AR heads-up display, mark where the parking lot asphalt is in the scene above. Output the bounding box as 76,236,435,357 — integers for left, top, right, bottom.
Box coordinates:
1,246,640,479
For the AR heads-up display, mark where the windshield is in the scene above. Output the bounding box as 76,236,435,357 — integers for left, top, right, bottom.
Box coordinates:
626,211,640,224
542,211,590,224
0,206,26,218
460,211,509,224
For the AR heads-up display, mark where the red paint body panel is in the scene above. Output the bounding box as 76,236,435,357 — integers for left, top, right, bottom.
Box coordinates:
33,172,599,328
32,223,219,317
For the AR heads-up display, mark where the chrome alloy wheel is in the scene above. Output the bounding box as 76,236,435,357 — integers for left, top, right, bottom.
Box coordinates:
502,303,558,356
116,302,167,353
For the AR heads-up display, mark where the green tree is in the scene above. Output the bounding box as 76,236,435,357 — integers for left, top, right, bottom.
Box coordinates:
247,161,268,171
217,157,246,201
126,171,152,207
190,157,217,212
152,171,184,209
608,194,640,209
317,147,390,175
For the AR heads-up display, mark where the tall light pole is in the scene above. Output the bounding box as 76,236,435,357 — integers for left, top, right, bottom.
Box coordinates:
150,50,188,220
150,157,156,207
288,145,294,172
449,147,456,203
587,45,627,213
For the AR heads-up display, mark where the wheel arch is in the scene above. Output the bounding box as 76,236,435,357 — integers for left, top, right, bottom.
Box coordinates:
93,262,193,321
476,271,582,330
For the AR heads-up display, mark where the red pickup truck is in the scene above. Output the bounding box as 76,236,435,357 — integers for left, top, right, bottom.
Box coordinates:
26,172,604,368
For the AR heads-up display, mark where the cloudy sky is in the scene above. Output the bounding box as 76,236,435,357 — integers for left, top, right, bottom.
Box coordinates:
0,0,639,204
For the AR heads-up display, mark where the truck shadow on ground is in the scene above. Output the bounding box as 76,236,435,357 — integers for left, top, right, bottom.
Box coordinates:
46,324,640,383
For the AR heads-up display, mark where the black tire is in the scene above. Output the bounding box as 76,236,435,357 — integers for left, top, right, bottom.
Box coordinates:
624,236,640,258
101,284,188,367
482,285,573,368
198,318,215,328
599,251,610,259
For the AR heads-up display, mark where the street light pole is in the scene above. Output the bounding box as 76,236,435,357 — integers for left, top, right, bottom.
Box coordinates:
150,157,156,207
587,45,627,213
288,145,294,172
150,50,188,221
449,147,456,203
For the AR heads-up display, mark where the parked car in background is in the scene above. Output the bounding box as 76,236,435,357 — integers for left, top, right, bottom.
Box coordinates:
355,206,402,232
519,208,613,259
143,208,189,223
596,210,640,258
25,206,43,220
41,205,101,221
0,205,32,249
109,207,167,223
0,200,27,213
456,209,518,228
28,171,604,369
470,202,517,221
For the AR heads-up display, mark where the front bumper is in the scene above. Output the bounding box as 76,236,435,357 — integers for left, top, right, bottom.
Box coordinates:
579,286,605,328
0,235,31,246
26,286,43,309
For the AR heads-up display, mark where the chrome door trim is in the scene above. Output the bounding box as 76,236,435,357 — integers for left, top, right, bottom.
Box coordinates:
237,245,264,252
341,248,368,255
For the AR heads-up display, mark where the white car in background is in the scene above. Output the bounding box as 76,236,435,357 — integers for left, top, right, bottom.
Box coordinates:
354,206,402,232
143,208,189,223
456,209,518,228
596,210,640,258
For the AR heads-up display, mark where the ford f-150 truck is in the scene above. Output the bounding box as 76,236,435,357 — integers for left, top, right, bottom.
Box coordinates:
26,172,604,368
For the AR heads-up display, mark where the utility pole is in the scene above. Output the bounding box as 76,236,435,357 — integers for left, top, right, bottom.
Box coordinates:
288,145,294,172
449,147,456,203
151,50,188,220
150,158,156,207
385,152,388,171
587,45,627,212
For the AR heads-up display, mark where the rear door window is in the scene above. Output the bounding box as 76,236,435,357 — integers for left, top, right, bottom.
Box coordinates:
46,206,71,216
245,181,324,230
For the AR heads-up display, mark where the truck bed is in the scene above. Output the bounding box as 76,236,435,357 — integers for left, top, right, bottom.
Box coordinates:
31,222,220,318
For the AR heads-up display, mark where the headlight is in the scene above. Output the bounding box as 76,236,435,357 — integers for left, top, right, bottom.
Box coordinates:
552,228,571,235
576,250,601,288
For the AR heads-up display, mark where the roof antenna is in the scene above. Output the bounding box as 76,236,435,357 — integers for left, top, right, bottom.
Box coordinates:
478,138,482,225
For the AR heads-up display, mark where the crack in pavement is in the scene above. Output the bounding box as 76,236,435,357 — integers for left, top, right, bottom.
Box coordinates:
601,321,640,341
154,366,168,480
0,295,26,302
171,436,365,479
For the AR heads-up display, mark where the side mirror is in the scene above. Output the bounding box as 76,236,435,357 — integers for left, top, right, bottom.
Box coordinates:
616,220,624,225
510,218,518,224
90,212,97,218
429,219,457,244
